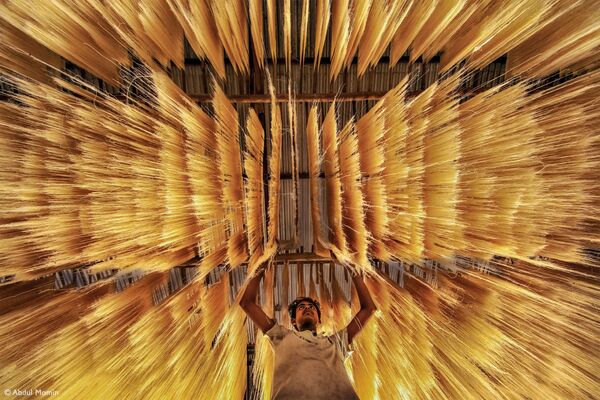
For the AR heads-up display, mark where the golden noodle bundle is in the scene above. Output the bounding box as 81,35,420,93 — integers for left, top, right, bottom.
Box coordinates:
0,2,599,400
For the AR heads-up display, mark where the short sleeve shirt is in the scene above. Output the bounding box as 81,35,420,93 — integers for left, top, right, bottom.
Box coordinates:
265,324,359,400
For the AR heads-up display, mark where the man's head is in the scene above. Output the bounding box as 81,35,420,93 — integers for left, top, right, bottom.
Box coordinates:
288,297,321,332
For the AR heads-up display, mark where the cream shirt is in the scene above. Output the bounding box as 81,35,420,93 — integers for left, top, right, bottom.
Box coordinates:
266,324,359,400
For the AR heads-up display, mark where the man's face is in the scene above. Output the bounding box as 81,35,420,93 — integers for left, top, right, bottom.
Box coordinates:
294,301,318,330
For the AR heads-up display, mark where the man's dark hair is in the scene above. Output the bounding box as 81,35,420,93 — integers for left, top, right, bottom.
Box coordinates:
288,297,322,322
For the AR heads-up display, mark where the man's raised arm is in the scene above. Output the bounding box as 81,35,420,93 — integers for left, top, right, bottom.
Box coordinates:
346,271,377,344
239,262,276,334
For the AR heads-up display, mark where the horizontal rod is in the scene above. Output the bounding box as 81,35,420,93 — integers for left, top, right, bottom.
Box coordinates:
180,252,332,268
184,54,432,67
274,252,331,263
192,91,392,103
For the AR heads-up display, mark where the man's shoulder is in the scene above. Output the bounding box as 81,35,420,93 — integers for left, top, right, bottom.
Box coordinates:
326,328,354,359
265,323,290,342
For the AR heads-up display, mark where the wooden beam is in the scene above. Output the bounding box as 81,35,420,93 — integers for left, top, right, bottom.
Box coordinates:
192,91,391,103
274,252,332,263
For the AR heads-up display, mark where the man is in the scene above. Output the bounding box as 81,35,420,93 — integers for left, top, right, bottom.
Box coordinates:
240,260,377,400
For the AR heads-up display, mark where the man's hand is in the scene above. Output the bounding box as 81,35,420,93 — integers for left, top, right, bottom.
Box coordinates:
263,242,278,261
247,242,277,278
